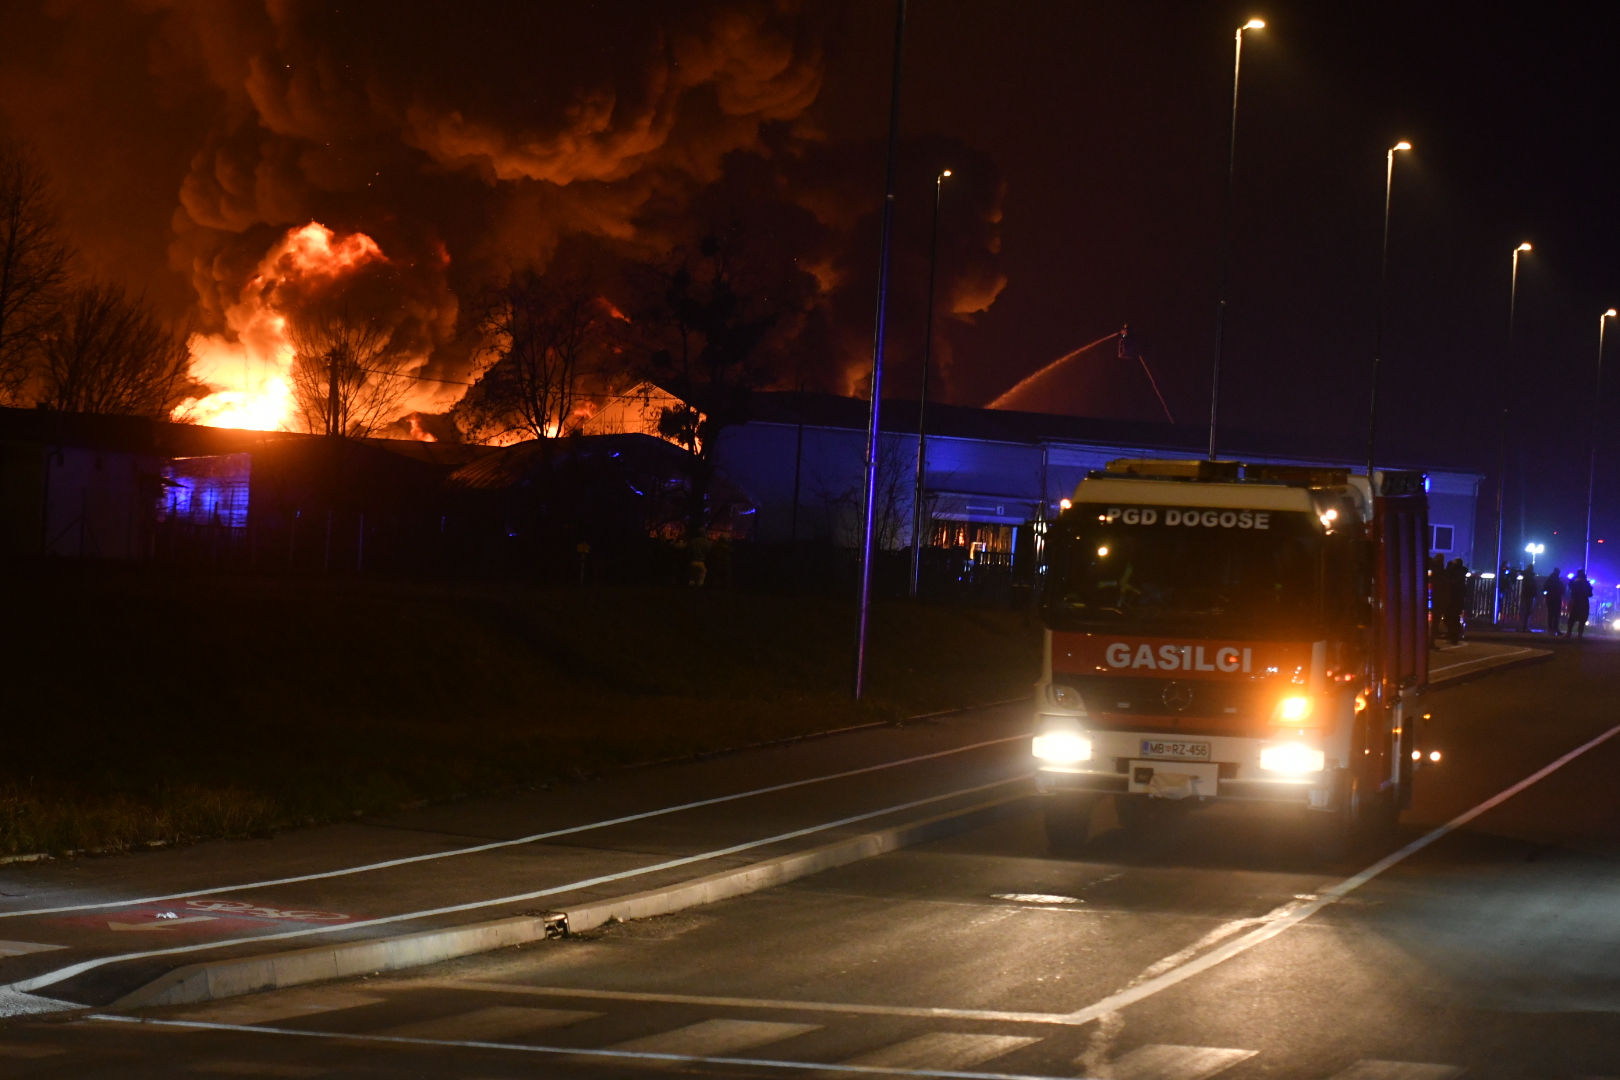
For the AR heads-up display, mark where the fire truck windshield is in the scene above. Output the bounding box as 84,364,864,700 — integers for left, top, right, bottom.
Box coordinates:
1042,505,1322,637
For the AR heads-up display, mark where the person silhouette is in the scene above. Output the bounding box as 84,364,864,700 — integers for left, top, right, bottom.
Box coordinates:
1569,569,1594,638
1545,568,1566,636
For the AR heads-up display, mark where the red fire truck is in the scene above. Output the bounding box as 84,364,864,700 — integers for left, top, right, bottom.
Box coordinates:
1033,458,1429,849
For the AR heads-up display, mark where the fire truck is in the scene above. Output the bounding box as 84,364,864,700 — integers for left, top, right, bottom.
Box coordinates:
1033,458,1429,849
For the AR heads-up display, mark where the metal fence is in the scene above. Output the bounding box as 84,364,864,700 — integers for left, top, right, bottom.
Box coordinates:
1461,572,1618,630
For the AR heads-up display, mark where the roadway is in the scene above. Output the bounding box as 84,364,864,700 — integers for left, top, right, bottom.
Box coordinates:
6,641,1619,1078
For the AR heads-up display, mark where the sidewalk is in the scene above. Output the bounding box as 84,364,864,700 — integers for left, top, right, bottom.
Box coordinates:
1429,639,1553,685
0,701,1035,1015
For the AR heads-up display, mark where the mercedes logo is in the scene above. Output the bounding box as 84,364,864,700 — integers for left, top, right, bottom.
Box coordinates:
1161,681,1194,713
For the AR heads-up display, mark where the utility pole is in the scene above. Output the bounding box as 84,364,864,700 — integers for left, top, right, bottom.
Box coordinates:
1207,18,1266,460
910,168,950,599
853,0,907,700
326,349,341,437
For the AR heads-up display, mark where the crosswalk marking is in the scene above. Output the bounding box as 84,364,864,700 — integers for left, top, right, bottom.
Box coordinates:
1327,1062,1462,1080
1109,1044,1257,1080
182,1063,326,1077
609,1018,820,1058
842,1032,1041,1071
0,940,66,957
378,1005,599,1041
171,990,384,1028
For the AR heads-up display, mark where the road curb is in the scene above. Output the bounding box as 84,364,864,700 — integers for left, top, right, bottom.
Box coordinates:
112,792,1036,1011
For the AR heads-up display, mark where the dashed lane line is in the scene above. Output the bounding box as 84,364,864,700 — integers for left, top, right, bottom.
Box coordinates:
83,1014,1082,1080
0,734,1028,921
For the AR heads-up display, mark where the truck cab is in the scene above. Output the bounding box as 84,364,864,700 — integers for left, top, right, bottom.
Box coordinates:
1033,458,1428,847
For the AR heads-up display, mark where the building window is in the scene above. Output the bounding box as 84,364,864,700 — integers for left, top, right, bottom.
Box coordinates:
1430,524,1454,553
930,520,1014,553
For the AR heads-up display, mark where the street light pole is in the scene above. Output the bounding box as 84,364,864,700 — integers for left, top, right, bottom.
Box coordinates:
853,0,907,701
1492,242,1532,625
1366,141,1410,482
1584,308,1617,573
910,169,950,600
1207,17,1265,461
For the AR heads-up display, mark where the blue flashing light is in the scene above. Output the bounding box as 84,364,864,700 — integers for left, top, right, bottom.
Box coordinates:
1423,474,1432,493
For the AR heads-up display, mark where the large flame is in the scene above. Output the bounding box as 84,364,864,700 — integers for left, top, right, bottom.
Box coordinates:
180,223,388,430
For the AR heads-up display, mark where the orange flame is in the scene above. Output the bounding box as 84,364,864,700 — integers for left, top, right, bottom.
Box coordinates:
180,223,388,431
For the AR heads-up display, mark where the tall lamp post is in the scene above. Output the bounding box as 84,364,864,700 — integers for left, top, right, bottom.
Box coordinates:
853,0,907,700
909,168,951,599
1583,308,1617,573
1492,241,1533,625
1206,17,1266,460
1365,141,1411,482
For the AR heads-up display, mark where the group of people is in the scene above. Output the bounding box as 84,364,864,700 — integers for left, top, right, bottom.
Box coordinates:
1430,557,1599,642
1430,556,1471,644
1509,564,1595,637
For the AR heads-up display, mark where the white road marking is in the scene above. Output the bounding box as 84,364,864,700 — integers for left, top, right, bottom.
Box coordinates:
1325,1061,1461,1080
420,980,1076,1024
843,1033,1039,1071
0,734,1027,921
378,1005,599,1040
0,988,76,1017
991,894,1082,905
1429,646,1537,678
1108,1043,1256,1080
7,777,1028,1000
610,1018,819,1057
1058,718,1620,1025
88,1014,1075,1079
0,940,65,957
163,990,385,1028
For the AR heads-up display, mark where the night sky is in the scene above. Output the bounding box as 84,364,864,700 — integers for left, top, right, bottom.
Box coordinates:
2,1,1618,573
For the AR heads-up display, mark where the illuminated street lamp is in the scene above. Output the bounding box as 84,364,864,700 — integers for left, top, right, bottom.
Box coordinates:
1366,140,1412,483
1525,542,1545,569
1492,242,1533,625
854,0,907,699
1206,17,1267,460
1584,308,1618,573
910,168,952,599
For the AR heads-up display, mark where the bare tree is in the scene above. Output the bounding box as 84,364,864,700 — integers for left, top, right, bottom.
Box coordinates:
37,281,194,418
0,139,71,403
288,310,412,438
454,271,604,444
642,236,781,536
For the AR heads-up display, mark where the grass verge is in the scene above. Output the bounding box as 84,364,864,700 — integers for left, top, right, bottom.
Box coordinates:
3,567,1039,855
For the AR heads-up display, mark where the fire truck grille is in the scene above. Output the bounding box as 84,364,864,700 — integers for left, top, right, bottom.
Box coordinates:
1056,674,1266,721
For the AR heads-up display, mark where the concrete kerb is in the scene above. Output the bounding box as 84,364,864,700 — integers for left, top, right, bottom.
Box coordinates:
112,793,1037,1012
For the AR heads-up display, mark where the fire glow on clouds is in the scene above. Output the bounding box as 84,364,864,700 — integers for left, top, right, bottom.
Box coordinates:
182,223,391,431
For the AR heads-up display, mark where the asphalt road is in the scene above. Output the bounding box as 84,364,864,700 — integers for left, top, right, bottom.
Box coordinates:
5,643,1619,1079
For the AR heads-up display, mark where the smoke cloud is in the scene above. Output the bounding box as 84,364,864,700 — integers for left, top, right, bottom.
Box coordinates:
0,1,1005,430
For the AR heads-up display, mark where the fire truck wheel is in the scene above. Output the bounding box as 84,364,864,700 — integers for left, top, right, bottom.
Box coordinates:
1043,794,1101,852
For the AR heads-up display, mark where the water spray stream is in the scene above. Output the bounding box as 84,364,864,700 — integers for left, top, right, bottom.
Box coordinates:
985,331,1120,410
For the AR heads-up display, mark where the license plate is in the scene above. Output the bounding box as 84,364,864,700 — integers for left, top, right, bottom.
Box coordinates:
1138,739,1211,761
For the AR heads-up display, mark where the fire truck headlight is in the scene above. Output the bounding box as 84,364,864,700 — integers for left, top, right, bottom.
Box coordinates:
1047,683,1087,712
1259,742,1325,775
1274,695,1312,722
1033,733,1092,764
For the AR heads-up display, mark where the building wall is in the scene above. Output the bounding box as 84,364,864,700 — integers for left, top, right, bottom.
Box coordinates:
714,421,1483,559
39,446,163,559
